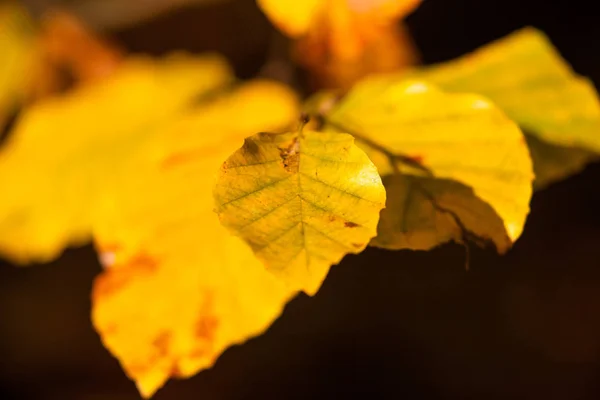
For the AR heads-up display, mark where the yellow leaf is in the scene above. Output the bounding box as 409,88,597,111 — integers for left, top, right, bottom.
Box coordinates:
0,2,38,127
378,174,510,252
213,127,386,295
92,80,300,398
257,0,322,37
258,0,420,38
0,53,232,263
324,79,533,250
525,133,599,190
407,28,600,187
258,0,421,89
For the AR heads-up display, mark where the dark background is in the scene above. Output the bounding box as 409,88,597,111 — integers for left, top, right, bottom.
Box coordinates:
2,0,600,398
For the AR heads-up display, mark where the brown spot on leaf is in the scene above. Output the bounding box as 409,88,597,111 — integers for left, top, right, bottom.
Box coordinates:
352,243,364,248
93,252,159,300
195,292,219,343
328,215,336,222
345,221,360,228
196,315,219,342
152,332,172,356
282,153,299,172
170,364,184,377
279,137,300,172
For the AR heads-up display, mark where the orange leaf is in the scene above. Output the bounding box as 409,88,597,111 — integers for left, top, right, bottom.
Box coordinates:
258,0,422,89
91,81,301,397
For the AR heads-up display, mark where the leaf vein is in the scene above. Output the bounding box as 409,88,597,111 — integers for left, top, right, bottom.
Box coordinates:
219,175,292,206
298,172,381,205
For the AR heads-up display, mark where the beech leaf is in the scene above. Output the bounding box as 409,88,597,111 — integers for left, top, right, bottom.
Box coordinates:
214,128,386,295
377,174,510,252
92,80,300,398
0,53,233,263
324,79,533,251
525,133,599,190
257,0,422,88
0,2,37,128
408,27,600,188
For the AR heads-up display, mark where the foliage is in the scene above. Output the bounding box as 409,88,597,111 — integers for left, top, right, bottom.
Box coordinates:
257,0,421,88
402,28,600,189
0,2,37,127
0,52,232,262
92,81,299,397
321,79,532,250
1,1,600,398
214,127,386,294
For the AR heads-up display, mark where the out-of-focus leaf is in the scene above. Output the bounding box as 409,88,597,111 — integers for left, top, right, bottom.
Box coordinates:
525,133,600,189
257,0,322,37
324,79,533,251
258,0,420,38
37,10,123,90
0,53,232,263
92,80,300,398
406,28,600,187
258,0,421,89
0,2,38,128
214,128,386,295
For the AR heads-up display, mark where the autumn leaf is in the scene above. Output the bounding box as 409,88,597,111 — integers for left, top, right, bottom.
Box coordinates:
406,28,600,188
36,9,124,93
92,80,300,398
0,4,124,116
257,0,322,37
213,127,386,295
0,53,232,263
525,134,599,190
0,2,38,128
378,174,510,252
258,0,421,89
320,79,533,251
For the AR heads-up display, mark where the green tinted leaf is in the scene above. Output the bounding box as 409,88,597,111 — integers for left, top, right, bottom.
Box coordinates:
214,128,386,295
408,27,600,186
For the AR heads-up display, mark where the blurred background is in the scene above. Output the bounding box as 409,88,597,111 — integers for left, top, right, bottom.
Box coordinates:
2,0,600,398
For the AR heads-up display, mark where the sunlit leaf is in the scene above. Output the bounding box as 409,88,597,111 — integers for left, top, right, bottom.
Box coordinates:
0,53,232,263
257,0,322,37
92,80,300,398
258,0,421,89
407,27,600,187
324,79,533,251
258,0,420,38
0,2,38,128
214,128,386,295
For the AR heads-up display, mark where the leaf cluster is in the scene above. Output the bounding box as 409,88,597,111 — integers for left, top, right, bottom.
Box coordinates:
1,2,600,398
